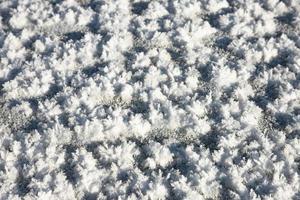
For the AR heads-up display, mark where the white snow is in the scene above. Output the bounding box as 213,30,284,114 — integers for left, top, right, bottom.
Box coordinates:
0,0,299,199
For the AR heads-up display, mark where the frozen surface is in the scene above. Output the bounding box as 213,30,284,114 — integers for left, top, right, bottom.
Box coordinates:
0,0,300,199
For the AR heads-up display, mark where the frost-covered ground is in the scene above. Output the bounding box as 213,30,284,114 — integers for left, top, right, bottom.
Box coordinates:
0,0,300,199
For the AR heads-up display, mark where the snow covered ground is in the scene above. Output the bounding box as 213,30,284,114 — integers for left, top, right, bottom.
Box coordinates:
0,0,299,199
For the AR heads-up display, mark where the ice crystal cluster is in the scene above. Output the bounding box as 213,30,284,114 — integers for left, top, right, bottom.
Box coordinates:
0,0,299,199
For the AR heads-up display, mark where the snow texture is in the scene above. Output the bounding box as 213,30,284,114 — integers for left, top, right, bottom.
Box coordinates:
0,0,299,199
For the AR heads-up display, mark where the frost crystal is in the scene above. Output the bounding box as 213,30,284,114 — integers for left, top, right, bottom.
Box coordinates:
0,0,299,199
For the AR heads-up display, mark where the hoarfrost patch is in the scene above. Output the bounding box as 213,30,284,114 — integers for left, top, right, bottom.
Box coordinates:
0,0,300,199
